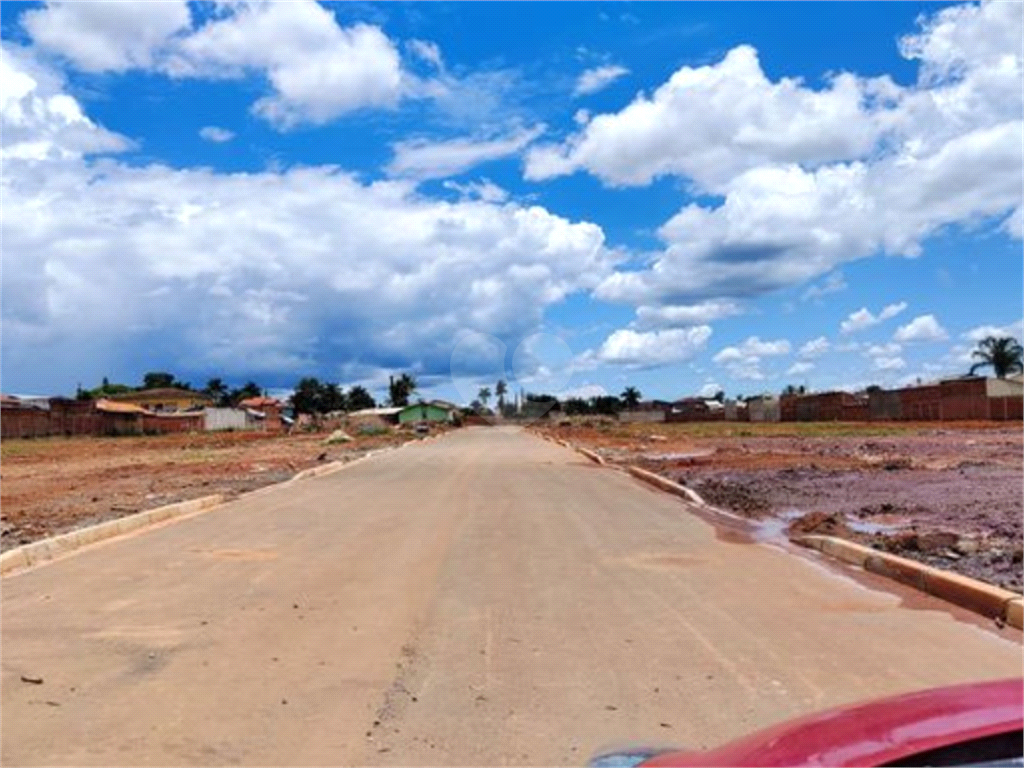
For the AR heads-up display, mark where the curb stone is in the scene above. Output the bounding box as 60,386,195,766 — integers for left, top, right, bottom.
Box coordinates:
1007,599,1023,629
0,494,223,576
526,431,1021,629
0,437,423,578
797,535,1023,628
576,447,605,465
625,465,707,506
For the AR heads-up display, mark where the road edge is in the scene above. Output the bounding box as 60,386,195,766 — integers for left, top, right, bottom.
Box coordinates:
0,440,414,577
0,494,225,576
796,535,1024,629
527,427,1023,629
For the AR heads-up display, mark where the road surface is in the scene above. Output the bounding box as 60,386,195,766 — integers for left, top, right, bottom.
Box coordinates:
3,427,1020,765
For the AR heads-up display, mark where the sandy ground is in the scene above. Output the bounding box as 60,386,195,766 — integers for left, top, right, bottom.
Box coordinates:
3,427,1020,766
537,419,1024,592
0,427,421,549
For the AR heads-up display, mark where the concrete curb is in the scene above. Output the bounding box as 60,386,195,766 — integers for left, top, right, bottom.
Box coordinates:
289,449,385,481
0,438,418,578
625,465,707,506
576,447,605,465
529,429,1022,628
797,535,1023,628
0,494,224,576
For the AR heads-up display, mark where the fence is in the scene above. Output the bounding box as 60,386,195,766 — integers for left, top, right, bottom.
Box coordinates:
142,413,203,434
203,407,250,431
618,410,667,423
665,409,724,423
1,409,59,439
2,402,203,439
781,393,869,422
748,398,780,422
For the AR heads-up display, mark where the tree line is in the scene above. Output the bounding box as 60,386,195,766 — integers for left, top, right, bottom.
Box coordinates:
290,373,420,415
74,369,426,415
77,371,263,407
70,335,1021,417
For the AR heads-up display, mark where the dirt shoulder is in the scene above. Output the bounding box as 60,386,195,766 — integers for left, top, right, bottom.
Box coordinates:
1,427,423,549
538,419,1024,592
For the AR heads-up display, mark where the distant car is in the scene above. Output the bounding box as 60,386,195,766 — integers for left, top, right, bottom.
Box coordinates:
590,678,1023,768
414,422,430,435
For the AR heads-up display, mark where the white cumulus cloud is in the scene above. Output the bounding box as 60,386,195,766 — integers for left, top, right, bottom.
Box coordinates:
592,326,712,367
442,178,509,203
387,125,545,180
894,314,949,342
21,0,432,128
840,302,908,333
574,64,629,96
198,126,235,143
801,272,848,301
962,319,1024,342
407,39,443,70
698,382,723,398
22,0,192,73
798,337,830,358
712,336,790,380
633,300,742,329
874,356,907,370
1,43,131,160
0,49,618,394
536,1,1022,309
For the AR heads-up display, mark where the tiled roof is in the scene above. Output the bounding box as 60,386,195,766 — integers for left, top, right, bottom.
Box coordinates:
95,399,149,414
108,388,210,402
238,396,280,408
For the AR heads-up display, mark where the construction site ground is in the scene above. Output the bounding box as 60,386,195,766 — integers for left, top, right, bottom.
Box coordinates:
536,419,1024,592
0,427,421,550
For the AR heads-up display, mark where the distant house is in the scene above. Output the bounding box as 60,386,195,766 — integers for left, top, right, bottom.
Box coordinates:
91,399,147,435
4,394,52,410
885,375,1023,421
397,401,457,424
667,398,725,422
780,391,868,422
348,406,402,426
724,399,749,421
427,399,461,413
237,396,280,410
746,395,781,422
235,395,284,431
108,387,212,413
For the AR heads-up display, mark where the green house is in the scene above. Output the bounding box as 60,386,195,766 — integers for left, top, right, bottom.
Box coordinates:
397,401,456,424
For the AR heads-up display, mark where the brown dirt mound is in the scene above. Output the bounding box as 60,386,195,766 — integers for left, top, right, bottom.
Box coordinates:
692,479,772,518
786,512,855,539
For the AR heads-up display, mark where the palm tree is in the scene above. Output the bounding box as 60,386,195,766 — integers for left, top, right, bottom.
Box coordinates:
388,373,418,407
495,379,508,411
620,386,641,409
478,386,492,408
205,377,229,406
346,385,376,411
969,336,1023,378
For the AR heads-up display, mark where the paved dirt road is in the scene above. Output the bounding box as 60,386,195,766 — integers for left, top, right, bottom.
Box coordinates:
3,427,1020,766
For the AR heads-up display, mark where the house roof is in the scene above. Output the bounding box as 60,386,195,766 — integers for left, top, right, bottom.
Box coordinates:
349,407,402,417
399,401,455,413
238,396,279,408
95,399,149,414
428,399,460,411
108,387,211,402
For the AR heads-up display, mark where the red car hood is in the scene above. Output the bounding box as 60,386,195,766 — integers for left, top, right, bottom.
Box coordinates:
643,678,1023,767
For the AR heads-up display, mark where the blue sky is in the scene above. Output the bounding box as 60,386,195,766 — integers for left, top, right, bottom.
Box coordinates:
1,1,1021,404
